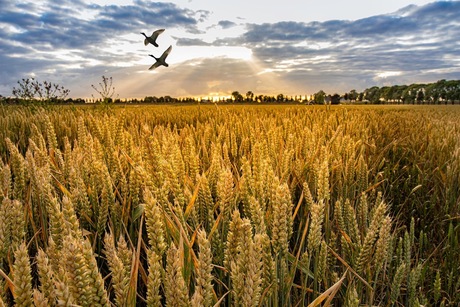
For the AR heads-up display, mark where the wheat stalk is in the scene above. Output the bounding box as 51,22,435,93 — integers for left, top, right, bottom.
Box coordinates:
191,229,213,307
146,250,163,307
36,248,56,306
13,242,34,307
164,243,189,307
103,231,130,306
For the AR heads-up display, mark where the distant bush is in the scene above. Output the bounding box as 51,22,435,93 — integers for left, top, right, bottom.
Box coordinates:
12,77,70,104
91,75,117,106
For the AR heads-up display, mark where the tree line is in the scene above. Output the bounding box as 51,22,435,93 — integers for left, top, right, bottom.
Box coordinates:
1,77,460,105
354,79,460,105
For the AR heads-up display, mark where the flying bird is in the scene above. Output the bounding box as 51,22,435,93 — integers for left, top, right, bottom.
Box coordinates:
149,45,172,70
140,29,165,47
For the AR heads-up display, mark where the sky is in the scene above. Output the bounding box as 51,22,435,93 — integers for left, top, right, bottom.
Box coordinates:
1,0,459,99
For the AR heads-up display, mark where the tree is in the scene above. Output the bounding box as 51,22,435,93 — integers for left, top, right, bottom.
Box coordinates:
331,93,341,104
12,78,37,100
313,90,326,104
12,77,70,103
381,86,392,103
416,89,425,104
364,86,381,103
402,84,419,104
246,91,254,102
231,91,243,102
392,85,407,104
347,89,358,102
91,75,117,105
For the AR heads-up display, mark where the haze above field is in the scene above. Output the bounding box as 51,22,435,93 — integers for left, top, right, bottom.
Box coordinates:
1,0,459,98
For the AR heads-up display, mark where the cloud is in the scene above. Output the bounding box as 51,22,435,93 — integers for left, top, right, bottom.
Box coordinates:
1,1,460,97
0,0,207,96
176,38,211,46
96,1,199,30
1,1,201,50
231,1,460,93
218,20,237,29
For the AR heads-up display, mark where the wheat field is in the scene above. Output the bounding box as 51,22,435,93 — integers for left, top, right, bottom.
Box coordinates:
0,104,459,306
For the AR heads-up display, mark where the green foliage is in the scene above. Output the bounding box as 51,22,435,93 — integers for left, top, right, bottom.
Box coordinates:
314,90,326,104
359,79,460,104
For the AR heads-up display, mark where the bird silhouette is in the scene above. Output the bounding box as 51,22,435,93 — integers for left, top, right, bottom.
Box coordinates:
140,29,165,47
149,45,172,70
